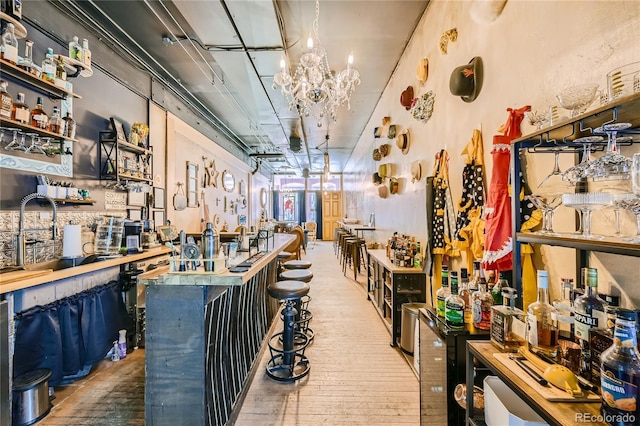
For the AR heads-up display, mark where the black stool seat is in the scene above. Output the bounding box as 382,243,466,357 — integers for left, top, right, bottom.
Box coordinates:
283,259,312,270
278,251,293,260
280,269,313,283
268,280,309,300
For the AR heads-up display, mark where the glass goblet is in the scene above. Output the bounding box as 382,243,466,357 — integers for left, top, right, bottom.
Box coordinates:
562,136,602,183
535,149,574,234
562,192,613,239
586,122,633,181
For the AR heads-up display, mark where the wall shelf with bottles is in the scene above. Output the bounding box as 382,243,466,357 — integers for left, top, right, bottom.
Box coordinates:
0,117,79,143
53,54,93,78
0,58,81,100
510,92,640,306
99,131,153,186
52,198,95,205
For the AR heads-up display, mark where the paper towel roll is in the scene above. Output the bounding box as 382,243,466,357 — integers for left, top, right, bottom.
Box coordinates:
63,224,82,258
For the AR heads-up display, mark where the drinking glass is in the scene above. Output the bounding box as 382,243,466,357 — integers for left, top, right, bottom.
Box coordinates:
562,192,613,239
534,149,574,234
25,133,45,154
4,128,21,150
620,153,640,243
562,136,602,183
586,122,633,181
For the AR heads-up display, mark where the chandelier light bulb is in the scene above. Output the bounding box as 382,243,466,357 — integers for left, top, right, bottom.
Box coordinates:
348,53,354,67
307,35,314,50
279,57,286,70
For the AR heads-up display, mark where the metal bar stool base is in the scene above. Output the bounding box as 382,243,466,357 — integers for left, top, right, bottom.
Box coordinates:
267,331,310,382
265,353,310,382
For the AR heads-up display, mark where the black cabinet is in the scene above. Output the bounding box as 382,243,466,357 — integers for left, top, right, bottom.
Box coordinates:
367,249,426,346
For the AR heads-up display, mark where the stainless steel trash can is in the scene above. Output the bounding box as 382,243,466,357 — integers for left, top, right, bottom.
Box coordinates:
401,303,428,355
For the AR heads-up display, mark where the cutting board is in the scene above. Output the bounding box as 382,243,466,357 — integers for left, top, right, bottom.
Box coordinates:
493,352,600,402
0,269,53,285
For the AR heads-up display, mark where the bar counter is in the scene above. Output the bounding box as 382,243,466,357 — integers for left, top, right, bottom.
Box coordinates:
139,233,295,426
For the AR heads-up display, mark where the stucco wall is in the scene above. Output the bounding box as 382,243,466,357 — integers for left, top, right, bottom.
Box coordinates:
343,1,640,305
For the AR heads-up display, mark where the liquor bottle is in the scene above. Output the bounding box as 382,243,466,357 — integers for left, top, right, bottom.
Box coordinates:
526,270,559,358
82,38,91,69
574,267,608,380
491,287,525,352
56,55,67,81
41,48,56,83
63,111,76,139
1,23,19,65
458,268,473,323
69,36,82,61
0,80,12,119
436,265,450,317
554,277,575,341
445,271,464,328
19,39,34,74
468,261,481,293
30,96,49,130
492,271,508,306
471,268,493,330
49,106,64,135
11,92,30,124
600,309,640,425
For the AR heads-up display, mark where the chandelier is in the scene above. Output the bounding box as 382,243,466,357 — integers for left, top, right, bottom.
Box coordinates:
273,0,360,127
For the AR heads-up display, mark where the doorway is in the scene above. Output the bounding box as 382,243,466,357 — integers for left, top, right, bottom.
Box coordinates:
322,191,342,240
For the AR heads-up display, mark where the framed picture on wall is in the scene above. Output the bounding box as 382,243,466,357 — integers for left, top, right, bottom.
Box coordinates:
110,117,128,143
128,208,142,221
128,189,146,207
153,187,165,209
153,210,165,228
186,161,199,208
238,215,247,226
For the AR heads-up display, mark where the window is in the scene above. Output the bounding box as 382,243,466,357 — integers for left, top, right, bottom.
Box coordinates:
306,192,317,223
282,193,296,221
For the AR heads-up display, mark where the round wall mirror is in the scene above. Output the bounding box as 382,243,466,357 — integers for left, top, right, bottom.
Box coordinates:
222,170,235,192
260,188,267,208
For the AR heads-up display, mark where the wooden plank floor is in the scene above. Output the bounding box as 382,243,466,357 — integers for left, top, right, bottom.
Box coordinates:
235,241,419,425
38,241,419,425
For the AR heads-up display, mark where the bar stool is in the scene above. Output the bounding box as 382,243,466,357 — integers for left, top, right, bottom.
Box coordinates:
266,280,311,382
279,269,313,282
343,238,366,279
282,259,312,270
278,251,293,275
279,268,314,342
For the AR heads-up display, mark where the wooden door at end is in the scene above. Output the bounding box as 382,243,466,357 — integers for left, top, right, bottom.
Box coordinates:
322,191,342,240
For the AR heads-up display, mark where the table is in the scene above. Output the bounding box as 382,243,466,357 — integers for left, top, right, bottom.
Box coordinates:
465,341,604,426
337,221,376,239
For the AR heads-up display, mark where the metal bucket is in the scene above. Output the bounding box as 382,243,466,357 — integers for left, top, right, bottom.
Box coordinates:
12,369,52,426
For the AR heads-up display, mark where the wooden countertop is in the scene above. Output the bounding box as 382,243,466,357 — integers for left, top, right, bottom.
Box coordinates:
367,249,424,274
138,233,295,287
0,247,172,294
468,341,605,426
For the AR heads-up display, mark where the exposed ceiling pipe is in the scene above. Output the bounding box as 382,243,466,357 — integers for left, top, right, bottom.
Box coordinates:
51,0,255,156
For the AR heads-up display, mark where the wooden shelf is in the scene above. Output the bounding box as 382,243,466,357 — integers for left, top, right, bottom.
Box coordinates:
0,58,81,99
0,12,27,38
100,136,151,154
0,118,79,143
516,232,640,257
53,54,93,78
53,198,96,205
514,92,640,147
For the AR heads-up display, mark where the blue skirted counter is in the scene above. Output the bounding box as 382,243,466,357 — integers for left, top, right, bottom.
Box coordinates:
139,234,295,426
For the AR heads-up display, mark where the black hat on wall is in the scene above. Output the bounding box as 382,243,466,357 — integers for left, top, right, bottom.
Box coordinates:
449,56,484,103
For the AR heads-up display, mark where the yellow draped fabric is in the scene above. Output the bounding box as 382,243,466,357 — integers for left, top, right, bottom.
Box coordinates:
520,209,542,311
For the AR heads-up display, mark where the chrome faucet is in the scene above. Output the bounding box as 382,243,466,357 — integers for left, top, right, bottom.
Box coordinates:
16,193,58,267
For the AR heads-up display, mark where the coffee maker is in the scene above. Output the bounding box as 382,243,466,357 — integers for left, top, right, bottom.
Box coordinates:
123,221,143,253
